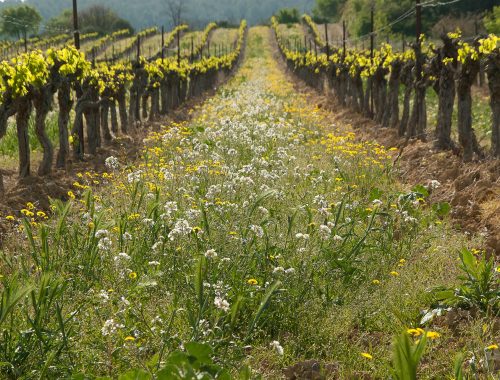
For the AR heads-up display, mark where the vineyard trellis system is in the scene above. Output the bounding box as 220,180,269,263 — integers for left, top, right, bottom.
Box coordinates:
0,21,247,187
272,16,500,162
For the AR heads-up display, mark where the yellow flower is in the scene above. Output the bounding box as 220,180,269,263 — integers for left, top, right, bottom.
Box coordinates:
36,211,46,218
407,328,425,337
5,215,15,221
372,279,380,285
426,331,440,340
486,344,498,350
124,336,136,342
360,352,373,360
26,202,34,210
390,271,399,277
129,272,137,280
67,191,76,200
247,278,258,285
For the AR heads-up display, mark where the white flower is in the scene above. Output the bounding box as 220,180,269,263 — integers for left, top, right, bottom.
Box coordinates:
285,268,295,274
98,237,112,251
372,199,383,207
205,249,218,259
96,229,109,239
122,232,133,241
105,156,119,170
333,234,343,242
168,219,192,241
270,340,284,356
319,225,331,240
295,233,310,240
428,180,441,190
101,319,124,336
250,225,264,238
273,266,285,274
127,170,143,183
114,252,131,262
214,296,230,312
160,168,174,180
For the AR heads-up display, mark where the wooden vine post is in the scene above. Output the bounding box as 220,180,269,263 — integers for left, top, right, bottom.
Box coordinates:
487,50,500,157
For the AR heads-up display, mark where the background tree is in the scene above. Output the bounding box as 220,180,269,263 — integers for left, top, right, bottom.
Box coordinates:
276,8,300,24
313,0,347,22
0,5,41,39
45,5,133,36
483,6,500,34
167,0,187,27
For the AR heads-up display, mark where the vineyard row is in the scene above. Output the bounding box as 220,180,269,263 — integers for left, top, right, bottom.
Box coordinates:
0,21,247,185
273,16,500,161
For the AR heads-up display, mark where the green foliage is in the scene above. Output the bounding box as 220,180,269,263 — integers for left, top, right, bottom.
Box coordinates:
483,6,500,34
275,8,300,24
45,5,134,36
433,248,499,314
389,332,427,380
313,0,347,22
0,4,42,38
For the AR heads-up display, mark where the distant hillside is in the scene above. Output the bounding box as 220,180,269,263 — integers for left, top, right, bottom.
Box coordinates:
0,0,315,29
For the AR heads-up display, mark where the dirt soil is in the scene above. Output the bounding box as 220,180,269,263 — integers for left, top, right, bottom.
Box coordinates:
270,29,500,257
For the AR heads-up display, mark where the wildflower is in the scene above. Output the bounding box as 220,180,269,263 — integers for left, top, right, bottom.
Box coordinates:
247,278,258,285
164,201,178,216
486,344,498,350
333,234,343,242
407,328,425,337
127,170,143,184
285,268,295,274
124,336,136,342
5,215,15,221
270,340,284,356
273,266,285,274
205,249,218,259
390,271,400,277
360,352,373,360
129,272,137,280
114,252,131,262
68,191,76,200
426,331,440,340
214,296,230,312
372,279,380,285
372,199,383,207
295,233,310,240
105,156,120,170
319,225,331,240
97,237,112,251
168,219,192,241
428,180,441,190
101,319,124,336
96,229,109,239
250,225,264,238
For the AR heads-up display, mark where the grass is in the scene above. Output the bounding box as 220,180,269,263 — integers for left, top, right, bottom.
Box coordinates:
0,27,497,379
0,112,60,158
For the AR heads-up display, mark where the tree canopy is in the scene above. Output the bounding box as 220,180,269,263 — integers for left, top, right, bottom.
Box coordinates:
0,4,42,38
45,5,133,36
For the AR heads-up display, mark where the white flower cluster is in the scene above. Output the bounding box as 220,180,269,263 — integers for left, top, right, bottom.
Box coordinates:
104,156,120,170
